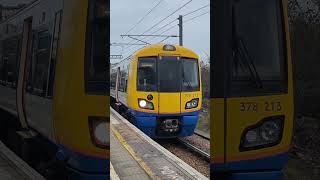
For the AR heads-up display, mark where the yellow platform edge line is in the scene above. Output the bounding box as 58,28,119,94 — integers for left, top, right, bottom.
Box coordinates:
111,124,156,179
110,162,120,180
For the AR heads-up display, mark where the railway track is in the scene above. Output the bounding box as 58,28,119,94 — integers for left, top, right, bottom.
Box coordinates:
157,136,210,177
177,138,210,161
194,130,210,140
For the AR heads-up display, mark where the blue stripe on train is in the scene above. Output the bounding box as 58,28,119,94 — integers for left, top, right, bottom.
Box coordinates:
127,108,200,138
56,145,109,180
211,152,288,180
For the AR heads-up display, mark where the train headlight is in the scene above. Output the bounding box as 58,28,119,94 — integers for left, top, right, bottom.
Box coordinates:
185,98,199,109
239,116,284,151
245,130,258,143
260,121,281,142
138,99,154,110
139,100,147,108
163,44,176,51
89,117,109,149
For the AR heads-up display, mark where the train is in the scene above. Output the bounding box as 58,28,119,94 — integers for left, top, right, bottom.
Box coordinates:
0,0,109,179
211,0,293,179
110,44,202,138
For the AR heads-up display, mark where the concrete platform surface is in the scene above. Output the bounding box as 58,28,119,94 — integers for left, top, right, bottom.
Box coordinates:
111,129,150,180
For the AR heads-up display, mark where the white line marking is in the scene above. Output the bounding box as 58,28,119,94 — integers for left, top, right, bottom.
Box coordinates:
110,162,120,180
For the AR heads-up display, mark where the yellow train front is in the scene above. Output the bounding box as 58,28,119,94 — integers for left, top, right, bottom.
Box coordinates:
211,0,293,179
111,44,202,138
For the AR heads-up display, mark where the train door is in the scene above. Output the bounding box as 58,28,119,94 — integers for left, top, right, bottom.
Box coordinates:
212,0,293,179
17,17,33,129
158,56,181,114
115,67,120,102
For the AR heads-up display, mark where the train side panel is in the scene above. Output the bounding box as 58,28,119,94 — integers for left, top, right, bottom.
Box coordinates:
0,0,63,142
54,0,109,175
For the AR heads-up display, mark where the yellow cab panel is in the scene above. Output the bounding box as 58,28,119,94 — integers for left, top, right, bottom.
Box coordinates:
127,56,159,114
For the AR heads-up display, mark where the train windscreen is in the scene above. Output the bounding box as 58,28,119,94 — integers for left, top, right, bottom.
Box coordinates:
182,58,200,92
85,0,109,95
158,56,181,92
137,56,200,92
137,57,157,92
231,0,286,95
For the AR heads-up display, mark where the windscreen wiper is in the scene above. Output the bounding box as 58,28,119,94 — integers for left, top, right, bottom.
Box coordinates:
184,80,193,90
232,5,263,88
182,65,193,90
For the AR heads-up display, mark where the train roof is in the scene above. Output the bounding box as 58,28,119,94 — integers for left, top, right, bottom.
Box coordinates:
110,44,199,71
134,44,199,59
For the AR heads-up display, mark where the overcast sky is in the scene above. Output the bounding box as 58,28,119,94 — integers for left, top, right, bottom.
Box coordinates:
111,0,210,64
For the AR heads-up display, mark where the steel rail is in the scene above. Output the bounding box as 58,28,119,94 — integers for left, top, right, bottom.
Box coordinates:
177,138,210,162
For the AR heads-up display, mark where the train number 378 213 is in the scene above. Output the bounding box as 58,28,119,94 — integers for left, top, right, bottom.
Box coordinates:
240,102,282,112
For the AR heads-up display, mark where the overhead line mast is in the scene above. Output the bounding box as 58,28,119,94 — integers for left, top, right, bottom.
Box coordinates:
178,15,183,46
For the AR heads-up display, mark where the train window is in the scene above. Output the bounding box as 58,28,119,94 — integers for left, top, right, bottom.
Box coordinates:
110,70,117,90
137,57,157,92
1,37,20,87
47,11,63,98
38,33,50,50
32,31,50,96
0,57,8,84
182,58,200,92
0,58,3,84
158,56,181,92
85,0,109,95
119,70,127,92
125,64,129,92
231,0,286,95
26,33,35,92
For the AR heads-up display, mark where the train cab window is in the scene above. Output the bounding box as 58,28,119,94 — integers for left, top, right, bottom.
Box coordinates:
231,0,286,95
182,58,200,92
158,56,181,92
85,0,109,95
32,31,51,96
137,57,157,92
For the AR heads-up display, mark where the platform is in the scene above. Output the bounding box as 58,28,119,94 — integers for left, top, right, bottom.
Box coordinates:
0,141,45,180
110,108,208,180
111,129,150,180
